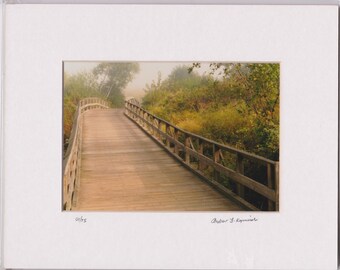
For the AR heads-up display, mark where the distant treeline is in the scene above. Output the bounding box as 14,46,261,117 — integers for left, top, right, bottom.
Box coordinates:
142,63,279,161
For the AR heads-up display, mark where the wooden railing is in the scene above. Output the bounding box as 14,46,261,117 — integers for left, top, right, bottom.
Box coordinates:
125,98,279,211
63,97,110,210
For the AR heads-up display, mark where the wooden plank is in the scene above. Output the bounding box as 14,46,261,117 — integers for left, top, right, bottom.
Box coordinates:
73,109,245,211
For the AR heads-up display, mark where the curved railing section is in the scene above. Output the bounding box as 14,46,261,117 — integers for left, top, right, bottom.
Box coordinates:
63,97,110,210
125,98,279,211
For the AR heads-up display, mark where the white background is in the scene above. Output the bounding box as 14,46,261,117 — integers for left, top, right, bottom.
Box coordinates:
2,5,338,269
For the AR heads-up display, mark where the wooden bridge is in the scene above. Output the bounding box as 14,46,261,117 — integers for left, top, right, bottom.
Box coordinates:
63,98,279,211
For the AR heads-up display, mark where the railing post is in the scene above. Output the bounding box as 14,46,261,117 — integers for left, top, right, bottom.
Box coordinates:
157,120,161,141
185,135,191,164
213,144,220,181
147,114,152,133
165,124,170,148
174,128,179,155
267,163,275,211
146,112,149,128
153,118,156,136
144,112,147,129
142,112,146,128
275,162,279,211
154,118,158,137
236,153,245,198
139,109,143,125
149,114,152,132
198,139,205,170
136,105,139,120
139,109,142,125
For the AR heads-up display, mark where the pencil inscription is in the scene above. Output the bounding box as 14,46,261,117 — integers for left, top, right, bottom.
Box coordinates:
211,216,258,224
75,216,87,223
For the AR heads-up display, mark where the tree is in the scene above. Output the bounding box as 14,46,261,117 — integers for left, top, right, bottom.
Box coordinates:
190,63,279,121
93,62,140,107
163,65,201,91
194,62,279,160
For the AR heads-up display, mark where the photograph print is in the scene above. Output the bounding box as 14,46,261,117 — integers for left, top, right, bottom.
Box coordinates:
62,61,279,212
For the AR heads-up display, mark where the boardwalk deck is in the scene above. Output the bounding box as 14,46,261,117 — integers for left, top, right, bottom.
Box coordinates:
74,109,244,211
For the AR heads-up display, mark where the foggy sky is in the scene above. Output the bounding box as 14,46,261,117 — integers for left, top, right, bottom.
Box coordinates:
64,61,211,98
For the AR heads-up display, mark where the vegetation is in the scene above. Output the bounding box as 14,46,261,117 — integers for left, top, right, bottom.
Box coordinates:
142,63,279,161
63,62,140,151
142,63,279,210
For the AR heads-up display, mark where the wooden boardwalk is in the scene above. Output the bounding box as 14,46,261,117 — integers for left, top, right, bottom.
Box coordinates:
74,109,244,211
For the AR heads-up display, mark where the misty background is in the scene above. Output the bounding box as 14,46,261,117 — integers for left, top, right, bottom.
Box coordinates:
64,61,211,99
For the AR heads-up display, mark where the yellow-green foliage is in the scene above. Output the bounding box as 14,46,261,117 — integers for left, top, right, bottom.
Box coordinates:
176,111,203,134
200,105,249,142
142,64,279,160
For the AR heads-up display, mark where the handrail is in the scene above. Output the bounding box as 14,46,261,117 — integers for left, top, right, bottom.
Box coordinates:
125,98,279,211
63,97,110,210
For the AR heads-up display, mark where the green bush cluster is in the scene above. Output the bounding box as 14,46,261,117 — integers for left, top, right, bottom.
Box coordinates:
142,63,279,161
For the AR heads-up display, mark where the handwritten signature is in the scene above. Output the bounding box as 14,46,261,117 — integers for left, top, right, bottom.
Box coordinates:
211,216,258,224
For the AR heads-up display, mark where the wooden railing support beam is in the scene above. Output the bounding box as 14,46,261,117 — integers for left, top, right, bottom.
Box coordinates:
236,154,245,198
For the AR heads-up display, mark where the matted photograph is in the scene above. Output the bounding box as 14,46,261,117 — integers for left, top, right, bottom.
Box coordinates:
63,61,279,212
3,3,338,270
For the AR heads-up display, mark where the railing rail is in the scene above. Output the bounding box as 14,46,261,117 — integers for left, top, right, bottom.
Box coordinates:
63,97,110,210
125,98,279,211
